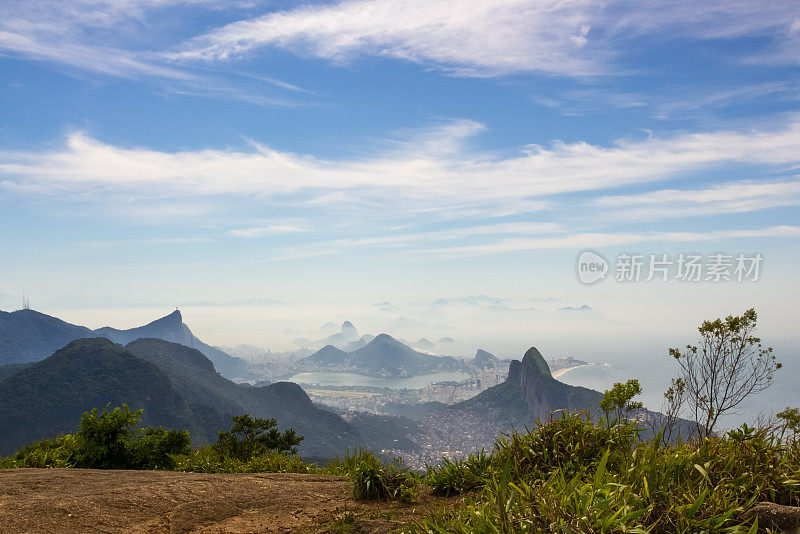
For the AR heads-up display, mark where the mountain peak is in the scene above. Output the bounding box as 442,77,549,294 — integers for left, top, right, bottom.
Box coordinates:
137,309,183,331
370,333,398,345
164,309,182,322
341,320,357,335
473,349,498,368
521,347,552,378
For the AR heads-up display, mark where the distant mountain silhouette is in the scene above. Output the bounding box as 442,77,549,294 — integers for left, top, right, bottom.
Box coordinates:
94,310,247,377
472,349,499,368
302,344,349,366
0,309,91,365
343,334,374,352
0,337,364,458
0,309,248,378
300,333,460,377
311,321,360,349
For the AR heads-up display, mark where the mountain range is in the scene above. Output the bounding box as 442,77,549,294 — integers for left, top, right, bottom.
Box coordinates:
299,333,461,377
0,308,692,462
0,337,407,458
0,309,249,378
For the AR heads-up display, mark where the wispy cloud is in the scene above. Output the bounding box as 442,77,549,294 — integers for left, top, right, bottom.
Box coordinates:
173,0,604,76
228,224,309,238
3,118,800,262
3,119,800,213
80,237,213,248
419,226,800,259
174,0,800,76
530,81,800,118
593,179,800,221
0,0,313,105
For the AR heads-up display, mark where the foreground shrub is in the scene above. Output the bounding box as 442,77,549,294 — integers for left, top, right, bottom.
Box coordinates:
74,404,190,469
11,435,76,468
426,450,492,496
173,445,314,474
214,414,303,461
5,404,190,470
128,426,192,470
493,411,635,483
343,448,420,502
413,414,800,533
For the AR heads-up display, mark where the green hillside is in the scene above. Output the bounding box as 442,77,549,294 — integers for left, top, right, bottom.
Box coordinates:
0,338,197,455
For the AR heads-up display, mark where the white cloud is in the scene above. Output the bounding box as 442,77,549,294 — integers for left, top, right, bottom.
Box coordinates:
0,30,191,79
174,0,604,76
419,226,800,259
3,119,800,213
0,0,310,105
174,0,800,76
228,224,309,237
593,179,800,221
3,118,800,262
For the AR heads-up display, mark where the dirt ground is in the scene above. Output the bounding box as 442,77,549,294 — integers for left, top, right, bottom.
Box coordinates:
0,468,453,533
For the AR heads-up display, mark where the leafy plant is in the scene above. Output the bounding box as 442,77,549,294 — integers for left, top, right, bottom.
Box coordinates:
74,404,143,468
173,445,313,474
601,379,643,426
411,412,800,533
426,450,492,496
670,308,781,438
214,414,303,461
344,448,419,502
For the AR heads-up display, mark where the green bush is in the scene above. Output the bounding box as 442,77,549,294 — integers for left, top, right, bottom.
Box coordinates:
173,445,314,474
11,435,76,468
73,404,190,469
129,426,191,470
3,404,190,470
341,448,420,502
74,404,142,468
213,414,303,461
493,411,635,483
413,414,800,533
426,450,492,496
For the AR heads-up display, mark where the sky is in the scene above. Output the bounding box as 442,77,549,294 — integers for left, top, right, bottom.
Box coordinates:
1,0,799,401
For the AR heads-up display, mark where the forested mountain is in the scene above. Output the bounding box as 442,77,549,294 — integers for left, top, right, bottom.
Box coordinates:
0,338,195,455
0,309,249,378
125,338,359,458
0,337,412,459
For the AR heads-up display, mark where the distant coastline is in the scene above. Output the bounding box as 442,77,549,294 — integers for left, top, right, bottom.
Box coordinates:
552,362,606,379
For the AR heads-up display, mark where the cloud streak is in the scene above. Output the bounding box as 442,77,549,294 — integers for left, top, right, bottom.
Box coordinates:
174,0,800,76
0,0,312,105
593,179,800,221
3,119,800,212
3,118,800,262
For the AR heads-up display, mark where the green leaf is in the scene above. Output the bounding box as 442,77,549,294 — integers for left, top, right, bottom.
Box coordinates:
595,448,610,488
685,490,707,519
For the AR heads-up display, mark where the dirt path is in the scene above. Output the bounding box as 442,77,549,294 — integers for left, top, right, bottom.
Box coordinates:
0,469,448,533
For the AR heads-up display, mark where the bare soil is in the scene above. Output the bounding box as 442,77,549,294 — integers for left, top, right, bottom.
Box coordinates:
0,469,452,533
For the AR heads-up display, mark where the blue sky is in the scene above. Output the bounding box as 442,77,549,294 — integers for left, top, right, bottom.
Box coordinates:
1,0,799,373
